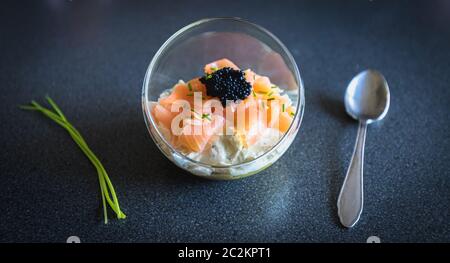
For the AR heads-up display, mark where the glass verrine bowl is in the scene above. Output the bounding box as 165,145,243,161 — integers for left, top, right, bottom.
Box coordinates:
142,17,305,180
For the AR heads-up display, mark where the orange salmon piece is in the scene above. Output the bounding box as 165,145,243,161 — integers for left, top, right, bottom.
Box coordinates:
278,112,293,133
204,58,239,74
253,76,272,94
177,115,225,152
153,104,176,129
187,78,207,96
158,83,190,107
267,100,281,129
243,69,258,85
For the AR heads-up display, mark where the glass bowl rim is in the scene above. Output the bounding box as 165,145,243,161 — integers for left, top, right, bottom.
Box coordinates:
142,17,305,169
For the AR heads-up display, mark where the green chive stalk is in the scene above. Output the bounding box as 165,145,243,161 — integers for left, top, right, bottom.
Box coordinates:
20,96,126,224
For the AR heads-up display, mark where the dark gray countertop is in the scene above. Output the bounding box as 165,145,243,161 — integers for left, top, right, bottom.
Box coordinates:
1,0,449,242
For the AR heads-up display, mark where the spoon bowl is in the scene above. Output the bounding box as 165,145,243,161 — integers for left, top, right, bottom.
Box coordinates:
345,69,390,123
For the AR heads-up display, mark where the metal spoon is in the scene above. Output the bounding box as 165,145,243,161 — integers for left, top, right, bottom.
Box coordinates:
337,69,390,228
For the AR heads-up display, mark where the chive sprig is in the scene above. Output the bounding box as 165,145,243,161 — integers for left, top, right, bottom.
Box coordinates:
20,96,126,224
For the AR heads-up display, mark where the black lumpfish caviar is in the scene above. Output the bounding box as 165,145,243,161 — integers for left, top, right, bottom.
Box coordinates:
200,67,252,106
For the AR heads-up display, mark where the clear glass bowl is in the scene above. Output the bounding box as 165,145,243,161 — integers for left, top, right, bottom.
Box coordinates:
142,17,305,180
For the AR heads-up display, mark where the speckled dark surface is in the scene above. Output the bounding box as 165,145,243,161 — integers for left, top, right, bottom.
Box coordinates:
1,0,449,243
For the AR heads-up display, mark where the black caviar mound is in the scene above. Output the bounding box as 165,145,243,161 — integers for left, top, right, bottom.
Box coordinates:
200,67,252,106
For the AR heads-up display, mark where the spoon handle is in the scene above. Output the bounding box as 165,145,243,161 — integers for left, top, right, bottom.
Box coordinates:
338,121,367,227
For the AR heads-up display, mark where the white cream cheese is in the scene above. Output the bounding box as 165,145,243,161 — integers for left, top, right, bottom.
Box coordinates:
186,128,282,166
